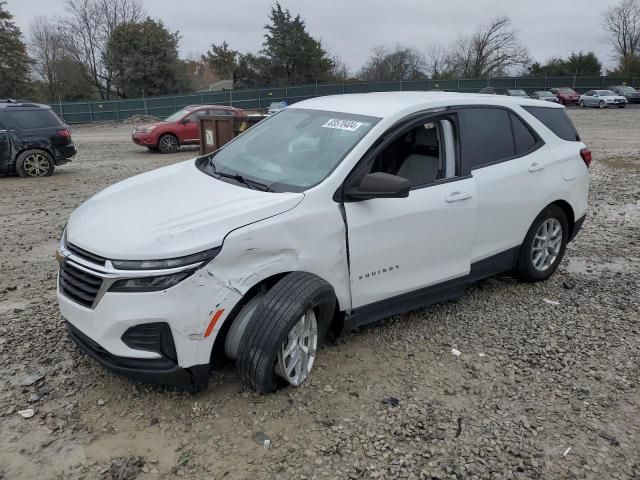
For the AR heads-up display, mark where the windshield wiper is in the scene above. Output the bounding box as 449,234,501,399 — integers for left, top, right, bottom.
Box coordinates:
207,156,272,192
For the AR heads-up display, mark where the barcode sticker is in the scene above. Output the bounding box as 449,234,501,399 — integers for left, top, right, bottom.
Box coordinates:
322,119,363,131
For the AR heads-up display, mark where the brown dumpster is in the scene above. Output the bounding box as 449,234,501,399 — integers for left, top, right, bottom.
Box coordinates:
199,114,267,155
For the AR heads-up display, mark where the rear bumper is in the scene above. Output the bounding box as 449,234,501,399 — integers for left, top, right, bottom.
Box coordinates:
52,144,77,161
66,321,209,392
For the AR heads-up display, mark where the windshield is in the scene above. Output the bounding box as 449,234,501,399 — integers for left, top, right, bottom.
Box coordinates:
509,90,527,96
164,109,190,122
597,90,616,96
615,86,635,93
197,108,379,192
558,88,576,94
537,91,554,96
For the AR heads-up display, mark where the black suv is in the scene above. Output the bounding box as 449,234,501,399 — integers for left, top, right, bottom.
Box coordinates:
0,100,76,177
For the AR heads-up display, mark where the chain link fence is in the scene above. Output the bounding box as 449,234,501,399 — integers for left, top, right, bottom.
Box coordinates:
50,75,639,124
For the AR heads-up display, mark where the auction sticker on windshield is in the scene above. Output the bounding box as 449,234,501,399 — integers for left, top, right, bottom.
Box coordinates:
322,119,364,131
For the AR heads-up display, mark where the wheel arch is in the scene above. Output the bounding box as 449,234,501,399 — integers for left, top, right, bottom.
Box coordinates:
210,270,341,365
549,199,575,239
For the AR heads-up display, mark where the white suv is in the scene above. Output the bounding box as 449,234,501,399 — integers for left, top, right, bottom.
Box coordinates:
57,92,590,392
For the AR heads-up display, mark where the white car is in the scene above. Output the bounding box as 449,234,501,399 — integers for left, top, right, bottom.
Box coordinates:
57,92,590,392
578,90,627,108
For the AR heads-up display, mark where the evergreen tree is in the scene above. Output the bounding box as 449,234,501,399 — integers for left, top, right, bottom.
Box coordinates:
0,2,32,98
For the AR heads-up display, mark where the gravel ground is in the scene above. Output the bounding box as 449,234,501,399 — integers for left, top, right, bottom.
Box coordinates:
0,107,639,480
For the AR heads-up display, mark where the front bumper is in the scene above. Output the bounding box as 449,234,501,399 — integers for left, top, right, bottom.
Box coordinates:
56,246,243,390
132,132,156,146
66,321,209,392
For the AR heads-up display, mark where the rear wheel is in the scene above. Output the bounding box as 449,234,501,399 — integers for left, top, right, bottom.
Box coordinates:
158,134,179,153
16,149,54,177
514,205,568,282
236,272,336,393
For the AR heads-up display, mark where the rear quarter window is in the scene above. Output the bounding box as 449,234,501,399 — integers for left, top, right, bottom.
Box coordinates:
5,109,63,129
522,106,580,142
459,107,515,174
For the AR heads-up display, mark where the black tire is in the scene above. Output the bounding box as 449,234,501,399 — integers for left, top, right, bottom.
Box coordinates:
578,100,584,108
618,105,626,108
16,149,55,177
236,272,336,393
157,134,179,153
514,204,569,282
599,100,606,109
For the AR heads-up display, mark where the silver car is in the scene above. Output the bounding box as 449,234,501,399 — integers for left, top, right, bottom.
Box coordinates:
578,90,627,109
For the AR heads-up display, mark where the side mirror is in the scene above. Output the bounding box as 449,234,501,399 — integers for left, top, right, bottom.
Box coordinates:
346,172,411,200
180,118,191,125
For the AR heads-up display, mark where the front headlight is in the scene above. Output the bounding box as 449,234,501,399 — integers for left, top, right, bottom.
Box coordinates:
142,126,157,134
112,247,221,270
110,271,194,292
109,247,221,292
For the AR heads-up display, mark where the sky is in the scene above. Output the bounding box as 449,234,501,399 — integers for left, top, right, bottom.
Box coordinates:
9,0,620,73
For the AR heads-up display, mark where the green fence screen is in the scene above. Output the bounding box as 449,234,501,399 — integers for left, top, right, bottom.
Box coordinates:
50,76,639,124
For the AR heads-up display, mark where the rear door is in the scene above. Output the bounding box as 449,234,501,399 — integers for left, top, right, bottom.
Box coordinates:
458,107,550,265
344,114,476,311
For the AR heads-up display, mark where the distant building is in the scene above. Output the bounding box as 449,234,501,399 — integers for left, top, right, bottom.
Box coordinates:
197,80,234,92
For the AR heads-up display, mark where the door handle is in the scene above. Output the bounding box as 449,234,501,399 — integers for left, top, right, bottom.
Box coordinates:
528,162,545,172
445,191,472,203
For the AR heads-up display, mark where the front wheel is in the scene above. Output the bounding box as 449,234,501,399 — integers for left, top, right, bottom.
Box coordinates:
236,272,336,393
514,205,568,282
578,100,585,108
599,101,606,109
157,134,179,153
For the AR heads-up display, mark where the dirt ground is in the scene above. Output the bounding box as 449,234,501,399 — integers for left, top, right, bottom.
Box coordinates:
0,106,639,480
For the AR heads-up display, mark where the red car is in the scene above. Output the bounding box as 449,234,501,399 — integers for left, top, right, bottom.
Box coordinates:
132,105,244,153
550,88,580,106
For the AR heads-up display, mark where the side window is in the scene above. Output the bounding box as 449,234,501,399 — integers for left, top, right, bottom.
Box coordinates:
522,106,580,142
186,110,207,122
510,113,538,155
368,117,457,187
459,108,515,174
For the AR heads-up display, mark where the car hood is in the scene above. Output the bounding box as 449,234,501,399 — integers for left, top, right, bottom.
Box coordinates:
66,160,304,259
134,121,171,130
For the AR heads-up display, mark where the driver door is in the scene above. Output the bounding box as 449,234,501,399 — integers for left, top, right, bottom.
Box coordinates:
343,114,476,315
178,110,207,144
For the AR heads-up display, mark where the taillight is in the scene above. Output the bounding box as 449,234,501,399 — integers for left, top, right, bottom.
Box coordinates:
56,129,71,138
580,148,592,168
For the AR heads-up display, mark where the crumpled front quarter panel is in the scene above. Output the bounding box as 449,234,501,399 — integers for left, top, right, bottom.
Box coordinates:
210,195,351,312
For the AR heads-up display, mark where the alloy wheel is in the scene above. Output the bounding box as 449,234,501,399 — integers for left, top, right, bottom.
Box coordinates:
277,309,318,386
159,135,178,152
22,153,51,177
531,218,562,272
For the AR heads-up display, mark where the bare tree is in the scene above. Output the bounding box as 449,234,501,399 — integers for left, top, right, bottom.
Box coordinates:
359,45,426,81
447,16,531,78
62,0,144,99
425,44,448,79
328,54,349,81
29,17,65,102
602,0,640,74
